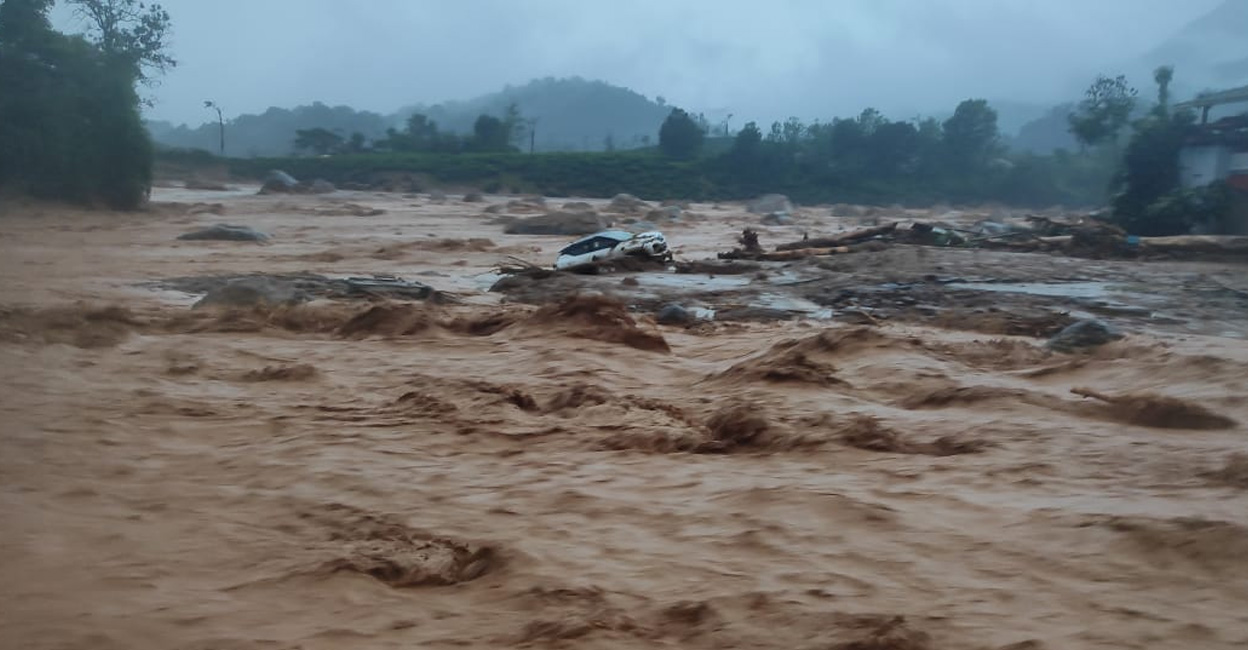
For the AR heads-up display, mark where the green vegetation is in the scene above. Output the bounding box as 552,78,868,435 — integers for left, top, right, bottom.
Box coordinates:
658,108,705,160
220,95,1106,207
0,0,172,209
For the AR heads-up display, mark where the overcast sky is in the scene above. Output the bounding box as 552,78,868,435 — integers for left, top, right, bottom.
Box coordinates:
52,0,1223,126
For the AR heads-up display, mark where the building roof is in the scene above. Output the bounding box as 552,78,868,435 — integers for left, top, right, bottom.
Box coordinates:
1175,85,1248,111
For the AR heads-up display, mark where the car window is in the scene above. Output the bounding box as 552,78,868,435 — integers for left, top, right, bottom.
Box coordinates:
560,241,594,256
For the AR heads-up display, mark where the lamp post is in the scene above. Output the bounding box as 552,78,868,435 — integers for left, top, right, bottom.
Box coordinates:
204,100,225,156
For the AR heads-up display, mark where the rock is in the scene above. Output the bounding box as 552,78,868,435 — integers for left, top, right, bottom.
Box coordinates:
306,179,336,194
505,198,549,213
463,191,485,202
429,189,447,202
483,204,506,214
656,303,693,325
258,170,299,195
747,194,793,214
266,169,299,187
503,210,609,236
562,201,594,211
177,224,269,242
646,206,683,222
193,276,307,309
661,199,691,210
184,178,229,191
186,203,225,216
1046,319,1124,352
760,211,793,226
606,193,651,213
340,181,370,191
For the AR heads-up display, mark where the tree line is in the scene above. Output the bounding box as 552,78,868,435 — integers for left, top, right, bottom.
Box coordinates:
292,103,528,156
2,1,1229,234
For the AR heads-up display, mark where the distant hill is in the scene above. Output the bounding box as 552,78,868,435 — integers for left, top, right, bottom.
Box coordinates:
397,77,670,152
147,103,392,158
147,77,673,157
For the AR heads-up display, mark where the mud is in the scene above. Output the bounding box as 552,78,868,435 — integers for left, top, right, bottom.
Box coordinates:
3,188,1248,650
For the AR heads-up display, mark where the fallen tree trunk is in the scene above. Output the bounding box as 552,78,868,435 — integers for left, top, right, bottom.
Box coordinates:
775,222,899,251
1139,235,1248,255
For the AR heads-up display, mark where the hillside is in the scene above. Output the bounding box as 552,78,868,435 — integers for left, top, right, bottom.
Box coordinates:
146,77,672,157
147,103,392,158
399,77,671,152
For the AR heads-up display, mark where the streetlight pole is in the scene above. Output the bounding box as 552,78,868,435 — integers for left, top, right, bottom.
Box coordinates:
204,100,225,156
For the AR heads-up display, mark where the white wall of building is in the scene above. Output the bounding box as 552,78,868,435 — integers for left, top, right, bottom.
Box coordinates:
1179,145,1230,188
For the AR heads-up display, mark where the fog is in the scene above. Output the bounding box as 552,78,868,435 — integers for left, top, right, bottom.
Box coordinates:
53,0,1224,126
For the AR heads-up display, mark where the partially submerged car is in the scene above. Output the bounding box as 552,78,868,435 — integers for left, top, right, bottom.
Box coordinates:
554,230,671,270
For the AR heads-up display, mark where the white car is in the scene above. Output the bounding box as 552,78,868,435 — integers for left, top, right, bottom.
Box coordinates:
554,230,670,271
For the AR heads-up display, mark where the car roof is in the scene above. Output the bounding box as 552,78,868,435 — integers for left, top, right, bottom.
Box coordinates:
566,230,634,244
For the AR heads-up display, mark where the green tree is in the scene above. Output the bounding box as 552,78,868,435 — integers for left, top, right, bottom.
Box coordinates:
942,99,1000,172
0,0,172,209
731,121,763,158
1153,65,1174,116
68,0,174,83
1068,75,1137,149
469,114,512,152
658,108,704,159
345,131,367,154
293,127,344,155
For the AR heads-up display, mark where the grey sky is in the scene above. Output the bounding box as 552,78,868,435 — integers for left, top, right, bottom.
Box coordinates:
53,0,1224,126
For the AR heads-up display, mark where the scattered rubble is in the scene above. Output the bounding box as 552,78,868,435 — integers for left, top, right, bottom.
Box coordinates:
152,273,451,305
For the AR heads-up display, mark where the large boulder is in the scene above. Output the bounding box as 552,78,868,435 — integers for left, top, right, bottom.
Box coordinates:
760,211,793,226
656,303,693,325
503,210,609,236
258,170,300,194
305,179,336,194
193,276,308,309
463,191,485,203
646,205,683,222
606,193,651,214
1047,319,1124,352
177,224,269,242
748,194,793,214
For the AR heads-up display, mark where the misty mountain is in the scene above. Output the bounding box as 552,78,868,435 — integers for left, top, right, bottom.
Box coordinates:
398,77,671,152
147,103,391,158
1135,0,1248,95
147,77,671,156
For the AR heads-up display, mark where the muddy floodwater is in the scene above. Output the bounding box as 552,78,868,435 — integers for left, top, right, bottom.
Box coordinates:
2,187,1248,649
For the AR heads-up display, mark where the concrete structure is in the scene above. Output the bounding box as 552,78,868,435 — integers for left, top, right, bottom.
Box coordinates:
1175,88,1248,234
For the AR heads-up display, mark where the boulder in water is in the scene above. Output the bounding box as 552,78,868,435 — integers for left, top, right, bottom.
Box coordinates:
503,210,609,236
306,179,336,194
606,193,651,214
748,194,793,214
656,303,692,325
193,276,308,309
1047,319,1123,352
177,224,270,242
